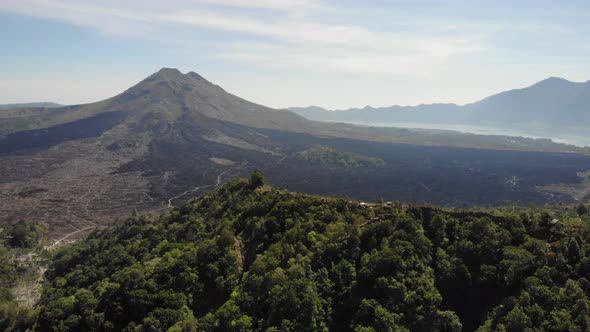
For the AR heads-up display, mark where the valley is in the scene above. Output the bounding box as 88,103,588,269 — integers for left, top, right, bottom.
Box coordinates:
4,2,590,331
0,69,589,241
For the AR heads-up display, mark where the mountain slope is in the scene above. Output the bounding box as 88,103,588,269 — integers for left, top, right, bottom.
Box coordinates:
290,77,590,137
116,68,311,132
2,70,585,152
30,178,590,331
1,69,590,241
465,77,590,127
0,68,309,136
289,103,464,124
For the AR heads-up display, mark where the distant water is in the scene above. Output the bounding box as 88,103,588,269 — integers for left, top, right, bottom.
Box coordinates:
341,121,590,148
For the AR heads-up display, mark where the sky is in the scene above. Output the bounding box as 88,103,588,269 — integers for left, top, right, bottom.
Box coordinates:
1,0,590,109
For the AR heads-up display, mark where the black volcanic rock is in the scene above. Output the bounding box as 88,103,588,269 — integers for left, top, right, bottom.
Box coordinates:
1,69,590,241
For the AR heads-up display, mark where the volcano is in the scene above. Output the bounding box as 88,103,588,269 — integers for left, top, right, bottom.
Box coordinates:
1,68,589,240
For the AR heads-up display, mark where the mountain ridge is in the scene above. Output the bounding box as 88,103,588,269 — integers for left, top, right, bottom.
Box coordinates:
289,76,590,139
2,68,590,242
6,68,579,151
290,76,588,111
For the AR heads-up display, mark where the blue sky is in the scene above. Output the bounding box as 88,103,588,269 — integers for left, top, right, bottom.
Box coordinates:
1,0,590,109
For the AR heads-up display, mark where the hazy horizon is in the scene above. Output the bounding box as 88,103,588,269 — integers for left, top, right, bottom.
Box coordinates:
2,0,590,109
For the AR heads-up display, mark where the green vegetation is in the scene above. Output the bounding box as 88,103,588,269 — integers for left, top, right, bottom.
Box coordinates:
249,170,265,189
7,221,48,249
298,145,385,168
0,240,16,289
0,222,47,331
578,204,588,216
3,177,590,331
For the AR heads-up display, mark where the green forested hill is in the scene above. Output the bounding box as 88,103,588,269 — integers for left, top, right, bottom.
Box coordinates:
17,174,590,331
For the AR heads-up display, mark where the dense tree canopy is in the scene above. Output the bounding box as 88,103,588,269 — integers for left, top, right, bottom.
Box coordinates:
578,204,588,216
7,221,48,249
4,176,590,331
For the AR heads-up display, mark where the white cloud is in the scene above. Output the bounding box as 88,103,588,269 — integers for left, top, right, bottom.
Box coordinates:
0,0,485,76
198,0,321,12
155,8,482,57
1,0,589,110
0,0,153,36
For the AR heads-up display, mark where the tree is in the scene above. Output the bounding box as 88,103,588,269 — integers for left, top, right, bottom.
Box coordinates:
249,170,265,189
567,239,582,265
505,305,531,332
577,204,588,216
25,178,590,332
7,221,46,248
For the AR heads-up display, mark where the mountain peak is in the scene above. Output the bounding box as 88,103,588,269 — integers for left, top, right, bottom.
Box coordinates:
151,67,184,80
545,76,567,81
533,76,573,87
142,68,209,85
113,67,309,130
158,67,181,74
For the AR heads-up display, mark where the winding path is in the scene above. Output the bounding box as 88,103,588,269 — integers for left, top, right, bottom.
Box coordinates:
46,167,238,249
46,226,95,250
166,168,235,208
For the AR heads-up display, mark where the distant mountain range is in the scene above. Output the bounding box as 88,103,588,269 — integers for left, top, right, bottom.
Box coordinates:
1,68,589,240
0,102,63,109
289,77,590,139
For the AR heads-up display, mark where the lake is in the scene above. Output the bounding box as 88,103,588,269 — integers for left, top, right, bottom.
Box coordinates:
339,121,590,147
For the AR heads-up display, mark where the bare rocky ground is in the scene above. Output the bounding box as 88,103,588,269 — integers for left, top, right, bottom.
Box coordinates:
2,68,590,243
541,171,590,201
13,253,46,307
0,124,155,241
